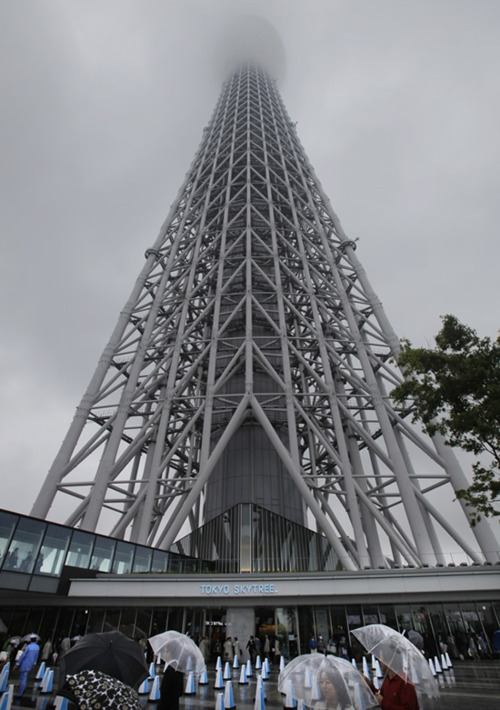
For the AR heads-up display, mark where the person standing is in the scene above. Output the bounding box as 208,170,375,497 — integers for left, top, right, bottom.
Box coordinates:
233,637,241,659
41,639,52,663
263,635,271,658
15,635,40,697
198,636,210,663
159,665,184,710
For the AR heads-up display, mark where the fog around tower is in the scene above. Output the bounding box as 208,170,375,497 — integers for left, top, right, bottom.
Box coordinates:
0,0,499,551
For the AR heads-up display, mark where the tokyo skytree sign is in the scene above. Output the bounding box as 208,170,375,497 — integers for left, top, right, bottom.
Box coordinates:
31,63,497,570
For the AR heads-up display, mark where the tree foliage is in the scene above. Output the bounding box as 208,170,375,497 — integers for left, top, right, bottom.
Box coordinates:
392,315,500,522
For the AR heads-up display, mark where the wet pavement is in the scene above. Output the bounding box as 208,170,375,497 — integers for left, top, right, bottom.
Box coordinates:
8,660,500,710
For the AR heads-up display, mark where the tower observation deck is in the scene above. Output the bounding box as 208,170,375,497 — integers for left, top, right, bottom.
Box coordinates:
31,64,498,571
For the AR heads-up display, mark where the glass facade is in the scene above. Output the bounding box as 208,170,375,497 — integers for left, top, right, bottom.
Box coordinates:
0,509,215,594
1,601,498,660
171,503,341,573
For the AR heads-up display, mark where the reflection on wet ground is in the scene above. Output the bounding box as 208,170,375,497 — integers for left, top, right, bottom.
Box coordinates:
9,660,500,710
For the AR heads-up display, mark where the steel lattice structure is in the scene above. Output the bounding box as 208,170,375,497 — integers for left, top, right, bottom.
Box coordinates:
32,65,497,570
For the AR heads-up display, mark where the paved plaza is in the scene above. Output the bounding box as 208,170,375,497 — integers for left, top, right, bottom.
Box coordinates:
8,660,500,710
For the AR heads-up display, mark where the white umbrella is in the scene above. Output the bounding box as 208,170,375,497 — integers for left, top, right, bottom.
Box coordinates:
148,630,206,674
352,624,439,708
278,653,377,710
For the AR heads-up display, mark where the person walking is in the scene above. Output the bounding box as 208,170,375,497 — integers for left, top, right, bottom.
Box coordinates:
41,639,52,662
15,635,40,698
223,636,234,662
246,635,256,663
198,636,210,663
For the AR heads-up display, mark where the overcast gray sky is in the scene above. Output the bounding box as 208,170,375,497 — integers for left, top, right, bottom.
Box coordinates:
1,1,499,540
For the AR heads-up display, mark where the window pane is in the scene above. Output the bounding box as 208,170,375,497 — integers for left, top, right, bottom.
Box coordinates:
151,550,169,573
90,537,116,572
66,531,94,568
112,542,134,574
0,512,18,568
35,524,71,576
132,547,152,573
4,518,46,573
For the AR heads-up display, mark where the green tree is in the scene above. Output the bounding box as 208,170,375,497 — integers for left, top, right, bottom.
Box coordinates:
392,314,500,522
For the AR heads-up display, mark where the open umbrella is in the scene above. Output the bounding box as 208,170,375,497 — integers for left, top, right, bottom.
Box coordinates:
278,653,378,710
148,630,206,674
352,624,439,708
60,631,148,689
60,669,141,710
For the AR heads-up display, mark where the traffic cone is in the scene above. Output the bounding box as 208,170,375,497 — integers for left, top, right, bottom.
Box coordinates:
186,655,193,672
440,653,448,670
445,652,452,668
428,658,436,677
199,669,209,685
0,666,8,694
40,668,54,693
254,674,266,708
283,679,297,709
434,656,442,673
233,655,240,670
54,697,69,710
304,668,312,689
239,665,248,685
149,661,156,678
362,656,370,679
261,663,269,681
216,656,223,671
246,659,253,678
149,675,161,702
371,654,377,671
372,676,380,691
375,659,383,679
0,684,13,710
224,662,232,680
215,667,225,689
351,658,357,669
215,692,225,710
35,661,45,681
185,671,196,695
311,674,321,701
279,656,286,672
224,680,236,709
255,655,262,670
138,677,150,694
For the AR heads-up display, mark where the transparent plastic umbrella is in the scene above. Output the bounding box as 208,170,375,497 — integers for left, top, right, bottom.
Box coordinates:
352,624,439,708
278,653,378,710
148,631,206,674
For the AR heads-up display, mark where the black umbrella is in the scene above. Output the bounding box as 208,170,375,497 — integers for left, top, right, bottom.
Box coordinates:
60,631,148,689
59,669,141,710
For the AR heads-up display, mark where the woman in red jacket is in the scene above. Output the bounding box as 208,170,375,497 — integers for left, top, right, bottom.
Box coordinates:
375,662,419,710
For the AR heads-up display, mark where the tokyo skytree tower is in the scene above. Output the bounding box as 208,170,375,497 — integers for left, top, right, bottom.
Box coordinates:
31,63,497,570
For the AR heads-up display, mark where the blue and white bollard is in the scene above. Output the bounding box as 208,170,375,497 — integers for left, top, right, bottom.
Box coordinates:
304,668,312,689
283,679,297,709
246,659,253,678
254,674,265,710
138,677,150,694
428,658,436,677
255,655,262,671
279,656,286,672
0,684,14,710
351,658,357,670
238,665,248,685
375,659,383,679
40,669,54,694
223,662,232,680
185,671,196,695
186,656,193,673
35,661,46,682
233,654,240,670
372,676,380,691
199,669,209,685
440,653,448,671
433,656,442,673
149,675,161,702
261,664,269,681
371,655,377,671
216,656,223,671
311,675,321,702
149,661,156,678
445,652,452,668
215,692,225,710
215,668,224,689
0,665,9,694
54,696,69,710
224,680,235,709
361,656,370,680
